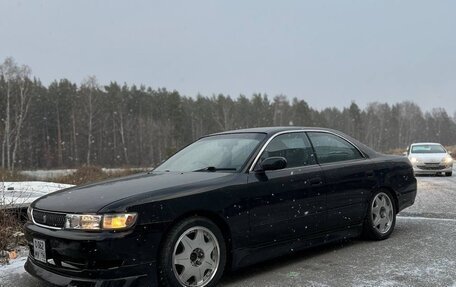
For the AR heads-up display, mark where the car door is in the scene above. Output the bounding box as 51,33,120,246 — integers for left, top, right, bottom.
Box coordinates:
247,132,325,245
307,132,370,231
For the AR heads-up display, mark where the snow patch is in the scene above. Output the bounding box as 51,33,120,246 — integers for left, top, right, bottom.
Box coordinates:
0,255,27,276
0,181,74,207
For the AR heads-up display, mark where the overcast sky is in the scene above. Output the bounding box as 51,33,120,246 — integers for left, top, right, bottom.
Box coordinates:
1,0,455,114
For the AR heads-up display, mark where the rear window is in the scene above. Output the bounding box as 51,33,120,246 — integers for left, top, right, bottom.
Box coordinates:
307,132,364,164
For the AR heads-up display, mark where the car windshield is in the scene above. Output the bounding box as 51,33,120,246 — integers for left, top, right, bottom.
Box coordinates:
411,144,446,154
154,133,266,172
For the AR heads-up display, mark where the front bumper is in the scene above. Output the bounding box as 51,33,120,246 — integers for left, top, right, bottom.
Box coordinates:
413,164,453,175
25,256,155,287
24,222,162,287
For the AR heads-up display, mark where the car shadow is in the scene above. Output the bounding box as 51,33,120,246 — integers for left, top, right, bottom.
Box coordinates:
221,238,358,284
221,224,410,285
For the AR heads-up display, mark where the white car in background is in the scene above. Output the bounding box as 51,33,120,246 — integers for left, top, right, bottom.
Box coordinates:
406,143,453,176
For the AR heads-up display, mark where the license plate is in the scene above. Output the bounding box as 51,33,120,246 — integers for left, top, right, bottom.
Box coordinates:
33,239,46,263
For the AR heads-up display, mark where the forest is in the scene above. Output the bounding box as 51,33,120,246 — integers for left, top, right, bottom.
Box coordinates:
1,57,456,170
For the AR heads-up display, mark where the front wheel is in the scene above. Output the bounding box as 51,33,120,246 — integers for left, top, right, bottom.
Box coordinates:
159,217,226,287
363,190,396,240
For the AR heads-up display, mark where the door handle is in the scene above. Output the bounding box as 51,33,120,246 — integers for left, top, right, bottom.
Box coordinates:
309,177,323,186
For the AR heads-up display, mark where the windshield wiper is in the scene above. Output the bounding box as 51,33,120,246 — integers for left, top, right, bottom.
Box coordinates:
193,167,237,172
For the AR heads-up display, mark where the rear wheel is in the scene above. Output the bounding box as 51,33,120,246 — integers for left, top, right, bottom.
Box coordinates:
159,217,226,287
363,190,396,240
446,172,452,176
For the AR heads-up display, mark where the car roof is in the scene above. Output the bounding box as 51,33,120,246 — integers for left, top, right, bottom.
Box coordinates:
210,126,339,136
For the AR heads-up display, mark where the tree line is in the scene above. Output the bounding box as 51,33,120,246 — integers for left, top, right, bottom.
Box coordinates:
1,57,456,170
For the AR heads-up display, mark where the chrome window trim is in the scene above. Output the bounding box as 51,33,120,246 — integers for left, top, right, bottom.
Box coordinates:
253,163,321,174
31,208,64,230
248,129,365,172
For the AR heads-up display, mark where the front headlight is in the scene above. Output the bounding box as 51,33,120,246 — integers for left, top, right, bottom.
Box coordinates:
444,155,453,164
64,213,137,230
410,157,418,164
65,214,103,230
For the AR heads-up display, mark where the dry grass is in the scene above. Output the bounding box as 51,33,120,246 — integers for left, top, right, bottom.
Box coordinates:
384,147,406,155
0,170,28,258
54,165,142,185
0,168,29,181
0,209,24,252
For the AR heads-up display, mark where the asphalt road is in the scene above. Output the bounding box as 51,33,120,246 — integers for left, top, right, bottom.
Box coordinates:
1,175,456,287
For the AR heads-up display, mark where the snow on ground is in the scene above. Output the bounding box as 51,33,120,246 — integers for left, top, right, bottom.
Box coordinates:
0,181,74,207
0,247,29,277
0,256,28,277
402,168,456,219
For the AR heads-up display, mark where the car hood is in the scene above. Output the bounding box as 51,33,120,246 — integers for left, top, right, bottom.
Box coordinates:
409,153,448,163
32,171,237,213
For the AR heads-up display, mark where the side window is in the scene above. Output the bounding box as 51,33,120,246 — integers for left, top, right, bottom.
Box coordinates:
307,132,364,164
259,133,316,168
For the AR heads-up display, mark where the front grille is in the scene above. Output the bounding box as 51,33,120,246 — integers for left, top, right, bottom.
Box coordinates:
417,164,446,170
32,209,66,228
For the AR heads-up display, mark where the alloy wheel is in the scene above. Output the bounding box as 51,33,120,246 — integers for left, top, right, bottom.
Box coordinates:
172,226,220,287
371,192,394,234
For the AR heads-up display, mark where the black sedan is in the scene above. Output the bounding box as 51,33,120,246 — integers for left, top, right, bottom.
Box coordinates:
24,127,417,287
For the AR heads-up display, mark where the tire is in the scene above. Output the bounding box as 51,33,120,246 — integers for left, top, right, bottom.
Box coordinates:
363,190,396,240
159,217,226,287
446,172,452,176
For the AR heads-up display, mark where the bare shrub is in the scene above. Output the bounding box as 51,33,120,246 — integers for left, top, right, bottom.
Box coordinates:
384,148,406,155
0,209,23,252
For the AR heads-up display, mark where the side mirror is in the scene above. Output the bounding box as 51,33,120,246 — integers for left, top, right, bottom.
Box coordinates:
258,157,287,172
402,151,408,156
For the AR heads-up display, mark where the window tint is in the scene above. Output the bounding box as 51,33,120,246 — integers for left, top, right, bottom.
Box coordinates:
259,133,316,168
307,132,363,164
